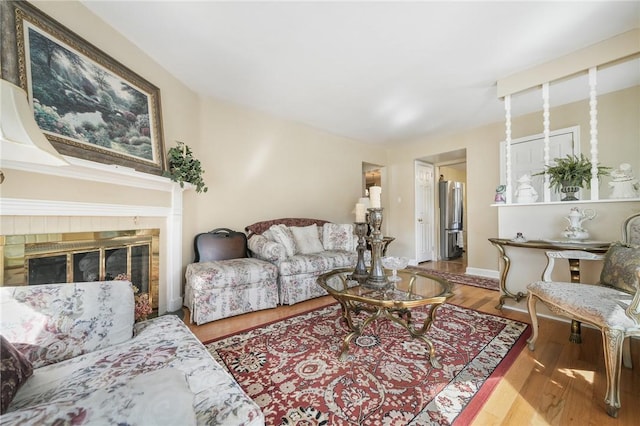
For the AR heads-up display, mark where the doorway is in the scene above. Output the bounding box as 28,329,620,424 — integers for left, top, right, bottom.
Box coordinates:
363,162,382,196
415,149,467,266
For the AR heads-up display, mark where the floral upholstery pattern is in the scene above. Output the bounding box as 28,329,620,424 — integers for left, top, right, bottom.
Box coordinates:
1,336,33,414
279,251,356,276
1,282,264,425
268,224,298,257
629,223,640,244
278,271,360,306
322,223,356,251
600,242,640,293
247,234,287,262
624,213,640,245
0,281,134,368
185,258,279,325
246,219,358,305
2,316,264,425
528,281,639,329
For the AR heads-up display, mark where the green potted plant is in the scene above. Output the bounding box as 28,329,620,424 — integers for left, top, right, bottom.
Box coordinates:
534,153,610,201
164,141,208,193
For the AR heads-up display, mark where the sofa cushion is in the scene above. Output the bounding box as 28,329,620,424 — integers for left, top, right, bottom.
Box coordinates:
247,234,287,262
1,335,33,414
278,251,357,276
85,369,197,426
186,258,278,290
0,281,134,369
600,242,640,293
322,223,355,251
290,224,324,254
269,224,298,257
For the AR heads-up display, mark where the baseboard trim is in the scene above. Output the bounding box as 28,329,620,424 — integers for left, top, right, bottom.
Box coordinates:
465,267,499,279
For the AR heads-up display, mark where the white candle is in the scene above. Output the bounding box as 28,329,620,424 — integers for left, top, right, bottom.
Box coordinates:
369,186,382,208
355,203,366,223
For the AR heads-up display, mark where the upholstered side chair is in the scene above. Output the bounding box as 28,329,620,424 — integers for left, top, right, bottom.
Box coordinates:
184,228,279,325
526,215,640,417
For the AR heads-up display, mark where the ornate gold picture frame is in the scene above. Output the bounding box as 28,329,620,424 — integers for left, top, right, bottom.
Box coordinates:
6,1,166,175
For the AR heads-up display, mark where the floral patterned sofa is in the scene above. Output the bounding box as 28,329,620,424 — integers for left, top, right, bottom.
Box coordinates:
0,280,264,425
245,218,358,305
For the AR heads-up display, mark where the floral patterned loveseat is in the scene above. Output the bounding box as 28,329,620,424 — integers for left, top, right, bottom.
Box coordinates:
0,280,264,425
245,218,358,305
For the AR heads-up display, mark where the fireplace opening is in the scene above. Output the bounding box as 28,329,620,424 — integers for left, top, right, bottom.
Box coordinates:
28,255,67,285
1,229,159,309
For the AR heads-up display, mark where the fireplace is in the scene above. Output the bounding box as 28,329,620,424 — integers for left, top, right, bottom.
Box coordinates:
1,229,160,309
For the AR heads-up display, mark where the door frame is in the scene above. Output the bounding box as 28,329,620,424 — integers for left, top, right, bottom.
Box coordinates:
414,160,435,263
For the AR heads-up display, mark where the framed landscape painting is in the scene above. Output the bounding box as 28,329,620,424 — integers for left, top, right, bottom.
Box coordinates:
10,1,166,175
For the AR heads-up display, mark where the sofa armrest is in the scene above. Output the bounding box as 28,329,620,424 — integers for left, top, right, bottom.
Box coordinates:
0,281,135,368
247,234,287,262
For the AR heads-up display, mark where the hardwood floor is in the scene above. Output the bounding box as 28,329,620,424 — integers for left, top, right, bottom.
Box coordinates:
184,259,639,425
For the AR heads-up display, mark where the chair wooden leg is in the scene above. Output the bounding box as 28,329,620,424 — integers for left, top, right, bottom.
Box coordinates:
526,293,539,351
602,328,624,418
622,337,632,369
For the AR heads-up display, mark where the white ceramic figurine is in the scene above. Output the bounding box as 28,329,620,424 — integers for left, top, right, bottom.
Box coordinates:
609,163,639,199
515,174,538,203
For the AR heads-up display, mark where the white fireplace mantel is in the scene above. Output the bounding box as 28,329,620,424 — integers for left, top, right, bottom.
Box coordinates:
0,156,189,313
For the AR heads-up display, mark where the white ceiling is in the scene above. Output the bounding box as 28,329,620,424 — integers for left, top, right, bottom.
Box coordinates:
81,1,640,145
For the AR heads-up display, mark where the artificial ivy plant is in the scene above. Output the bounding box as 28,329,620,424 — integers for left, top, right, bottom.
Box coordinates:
164,141,208,193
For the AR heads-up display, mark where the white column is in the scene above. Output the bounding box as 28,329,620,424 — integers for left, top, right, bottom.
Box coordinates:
589,67,599,200
505,95,513,204
166,183,184,312
542,83,551,203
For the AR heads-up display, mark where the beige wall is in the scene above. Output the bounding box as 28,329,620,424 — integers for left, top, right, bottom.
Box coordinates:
182,96,386,263
384,86,640,273
438,166,466,183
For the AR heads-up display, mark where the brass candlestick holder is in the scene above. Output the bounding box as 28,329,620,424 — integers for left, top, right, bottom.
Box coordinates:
351,222,369,283
365,207,389,288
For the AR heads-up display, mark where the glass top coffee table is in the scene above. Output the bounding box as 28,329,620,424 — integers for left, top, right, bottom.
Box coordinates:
317,268,453,367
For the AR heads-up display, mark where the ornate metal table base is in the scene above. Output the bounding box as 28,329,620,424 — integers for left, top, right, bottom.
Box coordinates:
489,240,526,309
337,299,443,368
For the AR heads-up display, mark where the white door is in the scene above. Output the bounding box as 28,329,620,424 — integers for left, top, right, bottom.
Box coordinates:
415,161,435,263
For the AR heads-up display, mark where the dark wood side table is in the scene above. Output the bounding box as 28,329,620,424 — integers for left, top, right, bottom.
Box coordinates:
488,238,610,343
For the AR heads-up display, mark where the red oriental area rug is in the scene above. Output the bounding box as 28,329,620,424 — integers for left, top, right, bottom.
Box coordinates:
408,266,500,291
206,303,529,425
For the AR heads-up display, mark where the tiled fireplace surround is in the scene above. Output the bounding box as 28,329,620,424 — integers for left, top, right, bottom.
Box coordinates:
0,157,186,314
